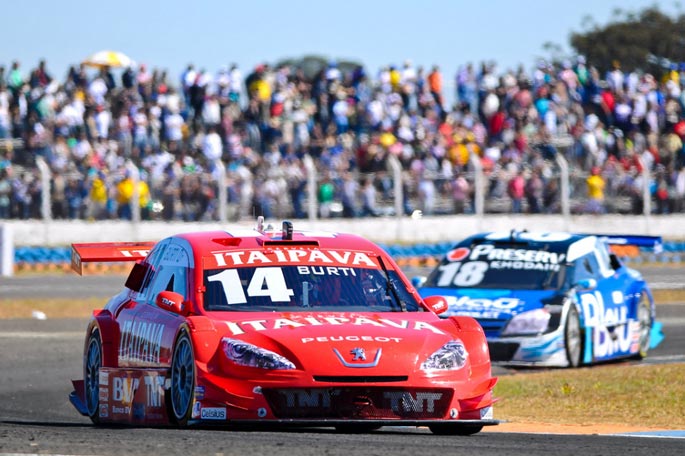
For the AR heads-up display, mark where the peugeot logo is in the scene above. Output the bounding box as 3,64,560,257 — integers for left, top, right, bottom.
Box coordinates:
333,348,382,368
350,347,366,361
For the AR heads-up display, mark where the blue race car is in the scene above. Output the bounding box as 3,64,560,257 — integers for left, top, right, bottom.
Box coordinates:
416,231,664,367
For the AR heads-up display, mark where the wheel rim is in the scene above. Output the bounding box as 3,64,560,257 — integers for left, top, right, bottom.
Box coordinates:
171,336,193,419
85,336,101,417
566,308,582,366
637,299,652,354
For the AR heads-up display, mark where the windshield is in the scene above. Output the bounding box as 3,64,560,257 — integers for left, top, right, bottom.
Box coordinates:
423,242,567,290
203,266,421,312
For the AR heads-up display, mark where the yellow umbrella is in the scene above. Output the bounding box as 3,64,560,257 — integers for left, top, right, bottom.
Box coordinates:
82,50,135,69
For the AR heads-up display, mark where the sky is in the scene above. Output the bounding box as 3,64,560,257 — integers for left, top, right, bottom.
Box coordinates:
1,0,680,101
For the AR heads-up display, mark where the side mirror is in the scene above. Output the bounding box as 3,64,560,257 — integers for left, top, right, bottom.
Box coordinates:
125,262,150,292
609,253,622,270
574,278,597,291
411,276,427,288
156,291,187,315
423,295,448,315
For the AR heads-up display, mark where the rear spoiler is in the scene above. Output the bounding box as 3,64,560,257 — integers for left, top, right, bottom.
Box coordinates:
70,242,155,275
587,234,663,257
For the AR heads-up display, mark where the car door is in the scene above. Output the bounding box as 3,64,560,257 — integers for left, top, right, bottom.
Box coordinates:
574,248,631,361
131,239,192,368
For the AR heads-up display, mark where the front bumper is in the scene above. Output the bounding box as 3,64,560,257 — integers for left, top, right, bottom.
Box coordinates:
487,328,568,367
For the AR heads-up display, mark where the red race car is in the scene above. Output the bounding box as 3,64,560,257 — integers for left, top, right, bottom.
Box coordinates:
69,219,498,435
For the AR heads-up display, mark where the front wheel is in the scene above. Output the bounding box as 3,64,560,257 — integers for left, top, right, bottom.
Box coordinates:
633,294,653,359
84,329,102,423
169,330,195,426
429,424,483,435
564,305,583,368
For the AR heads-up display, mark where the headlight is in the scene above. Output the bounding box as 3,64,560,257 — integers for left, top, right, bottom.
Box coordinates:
500,308,551,336
420,340,468,370
222,338,296,370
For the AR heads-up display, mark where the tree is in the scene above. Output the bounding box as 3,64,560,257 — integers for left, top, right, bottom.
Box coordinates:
569,6,685,75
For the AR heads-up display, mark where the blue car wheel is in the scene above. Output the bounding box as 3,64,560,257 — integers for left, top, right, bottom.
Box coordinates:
565,305,583,367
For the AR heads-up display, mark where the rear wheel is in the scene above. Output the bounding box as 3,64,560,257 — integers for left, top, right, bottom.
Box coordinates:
634,295,652,359
429,424,483,435
84,329,102,423
564,305,583,368
169,330,195,426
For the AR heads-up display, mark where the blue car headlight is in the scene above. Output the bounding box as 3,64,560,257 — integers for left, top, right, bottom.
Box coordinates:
222,338,296,370
500,308,551,336
420,340,468,370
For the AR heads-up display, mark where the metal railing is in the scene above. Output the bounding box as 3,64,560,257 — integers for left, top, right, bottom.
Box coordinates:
3,142,663,224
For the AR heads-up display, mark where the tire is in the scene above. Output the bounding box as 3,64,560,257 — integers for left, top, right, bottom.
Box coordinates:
564,305,583,368
84,329,102,424
169,330,195,426
633,294,652,360
429,424,483,436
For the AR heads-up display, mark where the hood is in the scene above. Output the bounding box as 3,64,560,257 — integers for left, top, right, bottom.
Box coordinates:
209,312,457,375
419,287,559,320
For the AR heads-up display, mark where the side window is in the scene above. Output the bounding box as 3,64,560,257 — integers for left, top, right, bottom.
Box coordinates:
144,243,189,305
138,242,168,296
573,254,599,282
594,241,615,277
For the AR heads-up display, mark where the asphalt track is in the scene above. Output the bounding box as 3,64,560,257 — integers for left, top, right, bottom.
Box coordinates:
0,268,684,455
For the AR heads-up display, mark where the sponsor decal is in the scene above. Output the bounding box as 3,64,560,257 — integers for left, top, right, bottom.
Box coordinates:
119,321,164,365
446,295,521,310
383,392,443,413
192,402,202,419
112,405,130,415
113,377,139,404
99,387,109,402
277,389,443,413
296,265,356,276
447,247,470,262
210,248,378,269
226,317,444,336
120,249,151,258
194,386,205,400
593,324,635,359
480,406,494,419
580,291,627,326
201,407,227,420
143,375,165,407
302,335,401,344
133,403,145,420
99,404,108,418
99,371,109,386
469,244,565,264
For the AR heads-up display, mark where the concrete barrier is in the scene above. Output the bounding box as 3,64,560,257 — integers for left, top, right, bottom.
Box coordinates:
4,214,685,247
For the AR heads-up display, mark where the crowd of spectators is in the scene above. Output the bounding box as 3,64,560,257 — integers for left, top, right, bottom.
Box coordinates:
1,54,685,222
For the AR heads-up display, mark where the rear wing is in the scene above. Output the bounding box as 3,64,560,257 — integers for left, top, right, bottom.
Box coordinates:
70,242,155,275
592,234,663,258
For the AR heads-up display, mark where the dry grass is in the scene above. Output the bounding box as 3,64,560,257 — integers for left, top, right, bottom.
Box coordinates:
495,363,685,429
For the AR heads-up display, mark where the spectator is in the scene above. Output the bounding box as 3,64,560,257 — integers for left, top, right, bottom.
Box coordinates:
0,168,10,218
360,176,379,217
507,169,525,213
585,166,606,214
449,171,470,214
525,170,544,213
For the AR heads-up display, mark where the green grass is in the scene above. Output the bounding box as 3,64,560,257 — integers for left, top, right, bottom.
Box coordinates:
495,363,685,428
